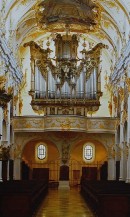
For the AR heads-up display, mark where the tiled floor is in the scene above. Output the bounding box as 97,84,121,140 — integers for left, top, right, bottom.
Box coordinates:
33,187,95,217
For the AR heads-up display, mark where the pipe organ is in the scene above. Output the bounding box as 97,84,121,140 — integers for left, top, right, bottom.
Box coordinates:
24,34,107,116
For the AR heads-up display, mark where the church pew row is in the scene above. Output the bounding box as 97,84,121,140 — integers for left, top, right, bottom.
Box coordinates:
80,179,130,217
0,180,48,217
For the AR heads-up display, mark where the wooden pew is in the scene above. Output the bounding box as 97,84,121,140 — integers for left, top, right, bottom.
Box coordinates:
0,180,48,217
81,179,130,217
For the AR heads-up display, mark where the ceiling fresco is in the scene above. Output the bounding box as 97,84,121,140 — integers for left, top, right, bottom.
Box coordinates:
2,0,129,54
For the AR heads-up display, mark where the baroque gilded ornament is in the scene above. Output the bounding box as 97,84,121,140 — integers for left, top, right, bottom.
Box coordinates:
107,144,115,159
113,94,118,113
118,87,124,102
24,33,107,115
36,0,101,32
22,0,109,116
0,146,10,160
126,78,130,93
121,110,128,125
0,77,12,107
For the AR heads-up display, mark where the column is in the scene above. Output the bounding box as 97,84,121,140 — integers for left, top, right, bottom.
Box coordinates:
30,58,35,91
119,119,125,181
0,161,2,181
13,157,21,180
115,128,121,180
126,73,130,182
108,158,115,180
0,108,3,181
7,160,9,180
6,102,10,145
107,145,115,180
0,107,3,141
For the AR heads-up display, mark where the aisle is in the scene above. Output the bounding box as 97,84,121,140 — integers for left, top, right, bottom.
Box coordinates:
33,187,95,217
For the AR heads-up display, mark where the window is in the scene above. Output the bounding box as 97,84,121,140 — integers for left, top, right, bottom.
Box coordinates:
83,143,95,162
84,145,93,160
37,144,46,160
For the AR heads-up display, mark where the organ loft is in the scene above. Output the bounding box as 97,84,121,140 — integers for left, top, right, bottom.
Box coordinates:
0,0,130,217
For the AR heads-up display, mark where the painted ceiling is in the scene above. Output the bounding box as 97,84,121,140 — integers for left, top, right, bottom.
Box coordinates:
1,0,130,79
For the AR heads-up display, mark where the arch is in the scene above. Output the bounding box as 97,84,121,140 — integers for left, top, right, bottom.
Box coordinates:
70,138,107,163
21,138,60,181
69,138,107,184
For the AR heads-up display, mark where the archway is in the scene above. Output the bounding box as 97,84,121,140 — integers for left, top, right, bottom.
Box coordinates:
21,139,60,182
69,139,107,186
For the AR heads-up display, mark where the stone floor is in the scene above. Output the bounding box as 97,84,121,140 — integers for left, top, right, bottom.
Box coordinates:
33,187,95,217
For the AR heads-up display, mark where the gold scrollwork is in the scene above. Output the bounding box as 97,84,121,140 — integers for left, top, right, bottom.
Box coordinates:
0,146,10,160
113,94,118,113
118,87,124,102
126,78,130,93
121,110,128,125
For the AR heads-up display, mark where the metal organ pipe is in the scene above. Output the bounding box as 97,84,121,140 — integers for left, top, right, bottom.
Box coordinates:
93,67,97,99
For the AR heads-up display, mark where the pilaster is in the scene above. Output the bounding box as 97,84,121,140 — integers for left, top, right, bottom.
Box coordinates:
119,122,126,180
13,157,21,180
126,70,130,182
0,107,3,143
0,161,2,181
108,157,115,180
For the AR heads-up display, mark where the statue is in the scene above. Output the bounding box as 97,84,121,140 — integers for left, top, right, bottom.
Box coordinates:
62,140,70,164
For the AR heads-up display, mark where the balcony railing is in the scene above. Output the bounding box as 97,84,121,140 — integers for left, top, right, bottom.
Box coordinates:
34,90,99,100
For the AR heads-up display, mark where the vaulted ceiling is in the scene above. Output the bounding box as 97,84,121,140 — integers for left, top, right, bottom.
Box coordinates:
2,0,130,73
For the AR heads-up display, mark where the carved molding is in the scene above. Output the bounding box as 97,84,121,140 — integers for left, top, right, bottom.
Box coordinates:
12,116,118,133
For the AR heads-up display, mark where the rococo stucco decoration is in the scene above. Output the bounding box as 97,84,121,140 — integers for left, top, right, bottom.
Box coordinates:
12,116,117,133
36,0,101,32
